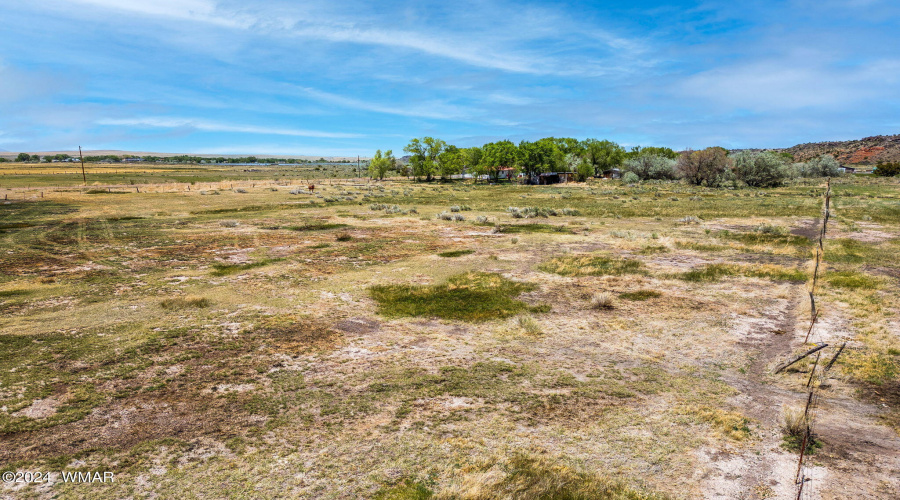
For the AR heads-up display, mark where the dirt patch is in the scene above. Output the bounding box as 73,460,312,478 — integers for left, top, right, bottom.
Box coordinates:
333,317,382,336
12,398,61,419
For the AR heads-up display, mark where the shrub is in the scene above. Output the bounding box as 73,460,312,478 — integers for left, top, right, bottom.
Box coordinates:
336,232,353,241
234,188,248,193
623,154,678,180
731,151,790,187
874,162,900,177
517,315,543,334
677,147,733,187
798,154,842,177
677,215,702,224
621,171,640,184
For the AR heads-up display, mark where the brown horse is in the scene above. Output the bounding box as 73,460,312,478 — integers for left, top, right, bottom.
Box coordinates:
308,184,315,193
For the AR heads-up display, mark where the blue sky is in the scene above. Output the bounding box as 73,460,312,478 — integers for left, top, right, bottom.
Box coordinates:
1,0,898,156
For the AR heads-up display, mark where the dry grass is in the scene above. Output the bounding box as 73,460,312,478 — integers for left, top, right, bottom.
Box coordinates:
590,292,616,309
1,172,898,498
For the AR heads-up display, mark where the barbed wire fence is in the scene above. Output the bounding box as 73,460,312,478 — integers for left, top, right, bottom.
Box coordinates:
771,178,847,499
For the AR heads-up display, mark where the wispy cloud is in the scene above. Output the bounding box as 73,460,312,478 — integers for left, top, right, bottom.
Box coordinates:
96,117,363,138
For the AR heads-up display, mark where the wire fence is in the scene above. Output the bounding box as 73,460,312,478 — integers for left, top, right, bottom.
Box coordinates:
774,178,847,500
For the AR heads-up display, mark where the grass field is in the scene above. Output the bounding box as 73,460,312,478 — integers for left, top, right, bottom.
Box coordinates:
1,164,899,498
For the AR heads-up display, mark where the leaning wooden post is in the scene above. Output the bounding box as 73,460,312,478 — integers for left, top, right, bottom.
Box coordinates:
79,146,87,185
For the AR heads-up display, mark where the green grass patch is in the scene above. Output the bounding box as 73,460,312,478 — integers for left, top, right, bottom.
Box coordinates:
674,240,729,252
374,479,434,500
370,272,544,322
287,222,350,231
84,189,129,194
159,296,211,310
826,270,880,289
619,290,662,301
676,263,806,282
437,249,475,258
0,289,32,298
495,223,572,234
443,454,670,500
539,253,644,277
717,229,810,247
210,258,283,276
638,245,669,254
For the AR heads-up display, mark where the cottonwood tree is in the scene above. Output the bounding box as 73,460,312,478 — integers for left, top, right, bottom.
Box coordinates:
479,140,519,182
582,139,625,176
438,145,464,179
404,137,445,181
518,139,563,180
368,149,394,180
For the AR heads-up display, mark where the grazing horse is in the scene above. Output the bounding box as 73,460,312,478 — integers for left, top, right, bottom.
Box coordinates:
308,184,315,193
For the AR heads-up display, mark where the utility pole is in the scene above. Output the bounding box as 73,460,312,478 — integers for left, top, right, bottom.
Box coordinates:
78,146,86,185
357,155,360,180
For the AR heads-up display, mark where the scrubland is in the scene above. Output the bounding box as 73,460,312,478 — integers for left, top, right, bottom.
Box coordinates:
1,164,898,499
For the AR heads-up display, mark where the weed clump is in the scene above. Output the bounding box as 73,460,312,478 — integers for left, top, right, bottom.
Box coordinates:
336,232,353,241
517,315,543,335
781,406,822,453
590,292,615,309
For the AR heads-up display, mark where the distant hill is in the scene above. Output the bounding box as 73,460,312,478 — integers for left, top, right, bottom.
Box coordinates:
781,135,900,165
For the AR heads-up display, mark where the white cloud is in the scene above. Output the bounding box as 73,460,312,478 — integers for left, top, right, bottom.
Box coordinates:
677,58,900,112
96,117,362,138
291,86,472,121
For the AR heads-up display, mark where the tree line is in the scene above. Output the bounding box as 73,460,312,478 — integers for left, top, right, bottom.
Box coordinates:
368,137,843,187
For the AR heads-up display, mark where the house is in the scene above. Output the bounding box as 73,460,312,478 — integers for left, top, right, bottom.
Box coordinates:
497,167,516,180
839,165,856,174
602,168,621,179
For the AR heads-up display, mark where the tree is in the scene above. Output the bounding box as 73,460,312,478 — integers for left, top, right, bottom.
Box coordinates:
731,151,790,187
518,139,563,180
479,140,519,182
569,153,594,182
16,153,30,162
438,145,464,179
623,154,678,180
403,137,446,181
626,146,678,160
582,139,625,176
677,147,732,186
464,146,483,176
368,149,392,180
548,137,584,157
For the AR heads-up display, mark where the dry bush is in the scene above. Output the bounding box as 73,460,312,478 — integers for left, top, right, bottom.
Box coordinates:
590,292,615,309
